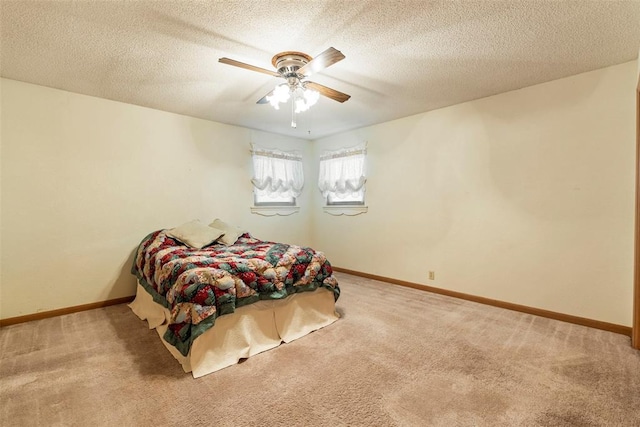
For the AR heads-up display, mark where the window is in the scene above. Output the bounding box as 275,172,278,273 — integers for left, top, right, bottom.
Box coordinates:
254,191,296,206
327,189,365,205
318,145,367,211
251,147,303,211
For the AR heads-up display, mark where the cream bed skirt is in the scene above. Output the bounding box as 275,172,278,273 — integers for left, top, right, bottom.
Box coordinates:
129,283,339,378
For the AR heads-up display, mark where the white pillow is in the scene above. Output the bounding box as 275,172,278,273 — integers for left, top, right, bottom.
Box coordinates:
166,220,225,249
208,219,246,246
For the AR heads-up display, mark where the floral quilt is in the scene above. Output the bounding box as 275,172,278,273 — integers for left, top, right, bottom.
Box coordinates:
131,230,340,356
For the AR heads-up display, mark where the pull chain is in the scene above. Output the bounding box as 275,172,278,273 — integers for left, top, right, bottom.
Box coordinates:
291,91,297,128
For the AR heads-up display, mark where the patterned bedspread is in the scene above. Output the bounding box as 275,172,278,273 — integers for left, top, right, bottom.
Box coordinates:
131,230,340,356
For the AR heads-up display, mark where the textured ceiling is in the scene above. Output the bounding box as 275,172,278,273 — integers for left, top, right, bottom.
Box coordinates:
1,1,639,140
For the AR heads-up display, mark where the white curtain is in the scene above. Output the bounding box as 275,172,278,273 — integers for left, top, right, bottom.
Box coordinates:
318,146,366,199
251,147,304,198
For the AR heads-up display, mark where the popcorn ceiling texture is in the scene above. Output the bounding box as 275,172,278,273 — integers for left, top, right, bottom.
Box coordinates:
1,0,639,139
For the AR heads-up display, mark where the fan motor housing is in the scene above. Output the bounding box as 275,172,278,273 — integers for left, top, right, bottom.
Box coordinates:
272,51,312,77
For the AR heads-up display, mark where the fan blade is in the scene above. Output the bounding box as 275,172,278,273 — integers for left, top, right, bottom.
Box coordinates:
256,90,273,104
297,47,345,77
304,81,351,103
218,57,281,77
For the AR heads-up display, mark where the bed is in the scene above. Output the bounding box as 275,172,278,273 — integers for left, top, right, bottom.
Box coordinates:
128,220,340,378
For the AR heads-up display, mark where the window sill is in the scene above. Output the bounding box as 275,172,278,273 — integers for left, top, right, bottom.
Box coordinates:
323,205,368,216
250,206,300,216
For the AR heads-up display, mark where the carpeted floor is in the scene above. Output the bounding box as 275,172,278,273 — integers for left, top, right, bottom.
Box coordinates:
1,272,639,426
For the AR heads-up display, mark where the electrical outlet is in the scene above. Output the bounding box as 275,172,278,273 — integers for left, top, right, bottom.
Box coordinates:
428,271,435,280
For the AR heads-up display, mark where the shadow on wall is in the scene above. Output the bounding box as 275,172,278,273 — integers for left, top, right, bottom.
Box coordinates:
108,247,139,299
189,119,249,168
481,66,618,223
474,62,600,121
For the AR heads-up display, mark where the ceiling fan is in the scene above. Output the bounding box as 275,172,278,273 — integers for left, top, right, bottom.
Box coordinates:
219,47,350,127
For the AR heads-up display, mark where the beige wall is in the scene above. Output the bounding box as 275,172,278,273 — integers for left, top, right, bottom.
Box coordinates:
0,78,312,319
312,61,638,327
2,60,637,325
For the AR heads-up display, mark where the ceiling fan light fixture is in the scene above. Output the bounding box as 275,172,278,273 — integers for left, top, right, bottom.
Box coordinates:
219,47,349,127
305,87,320,105
266,84,290,110
294,87,320,114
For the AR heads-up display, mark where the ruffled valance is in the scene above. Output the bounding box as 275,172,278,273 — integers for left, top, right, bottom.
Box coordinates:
251,147,304,198
318,145,366,199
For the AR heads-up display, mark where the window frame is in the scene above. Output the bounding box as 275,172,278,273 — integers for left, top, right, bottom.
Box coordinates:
326,190,365,206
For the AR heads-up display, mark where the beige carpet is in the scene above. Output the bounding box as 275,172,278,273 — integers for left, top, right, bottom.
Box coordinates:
1,272,639,426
